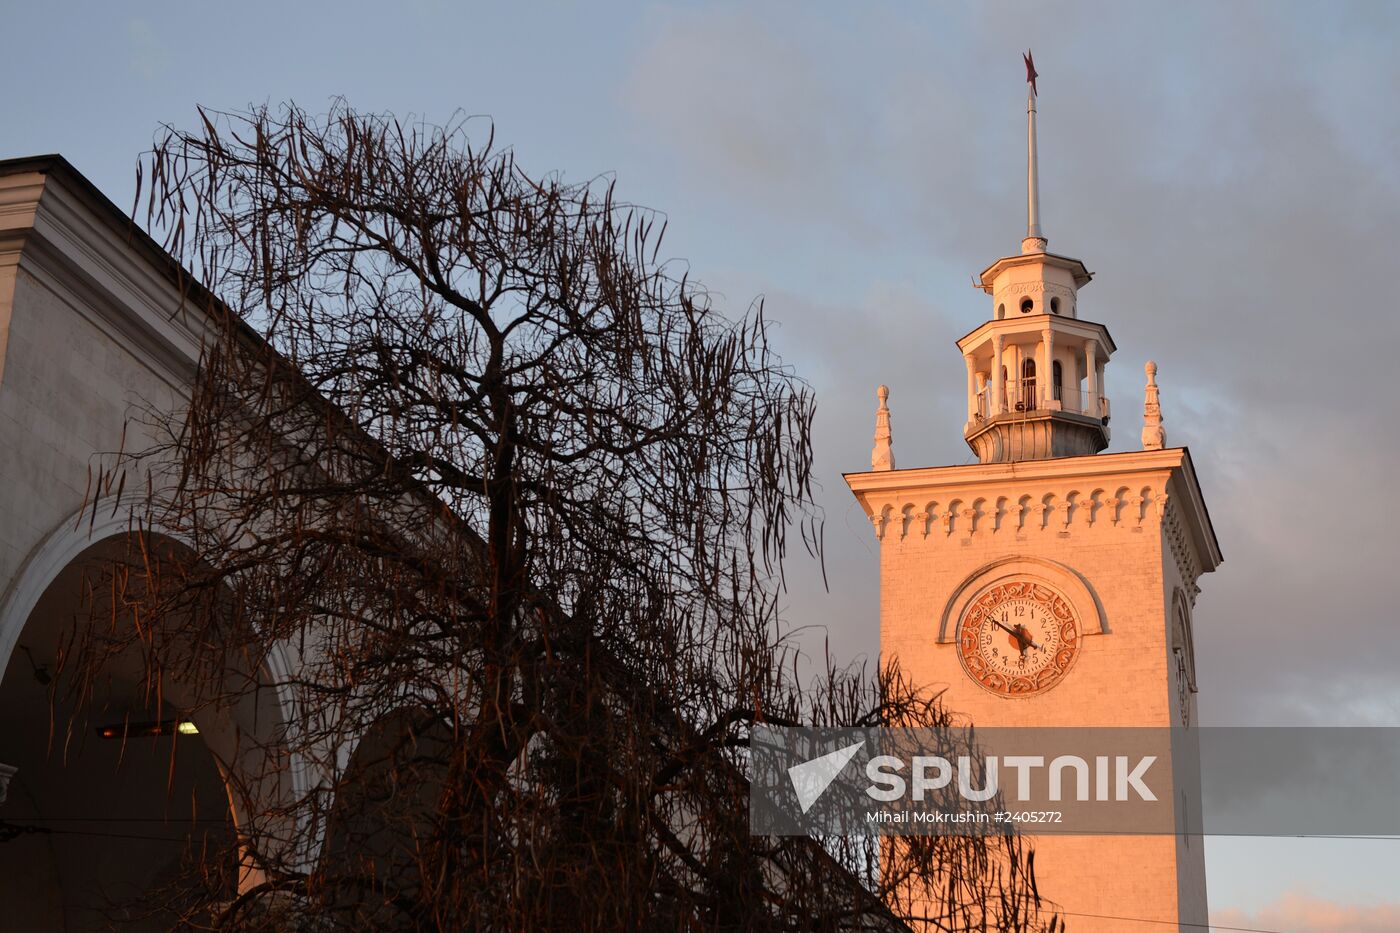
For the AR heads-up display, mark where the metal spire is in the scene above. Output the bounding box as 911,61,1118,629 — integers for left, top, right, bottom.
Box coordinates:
1023,50,1046,254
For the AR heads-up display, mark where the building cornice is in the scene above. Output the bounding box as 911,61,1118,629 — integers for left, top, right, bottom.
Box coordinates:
1161,447,1223,573
955,313,1117,356
845,447,1185,496
0,156,222,391
0,168,45,236
976,250,1092,292
844,447,1221,573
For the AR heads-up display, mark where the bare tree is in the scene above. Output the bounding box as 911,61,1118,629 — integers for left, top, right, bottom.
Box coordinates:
74,103,1060,931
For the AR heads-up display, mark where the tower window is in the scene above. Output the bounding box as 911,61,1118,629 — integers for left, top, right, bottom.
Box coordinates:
1020,359,1037,410
1050,297,1060,314
997,303,1006,320
1052,360,1063,401
1020,297,1034,314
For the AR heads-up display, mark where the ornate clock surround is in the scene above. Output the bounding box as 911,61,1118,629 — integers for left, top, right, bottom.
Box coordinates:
936,555,1108,645
958,577,1083,697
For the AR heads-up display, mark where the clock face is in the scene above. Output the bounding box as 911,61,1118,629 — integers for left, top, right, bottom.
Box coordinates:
958,580,1081,697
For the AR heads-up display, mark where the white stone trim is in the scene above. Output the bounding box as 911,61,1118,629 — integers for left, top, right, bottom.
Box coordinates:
0,499,155,675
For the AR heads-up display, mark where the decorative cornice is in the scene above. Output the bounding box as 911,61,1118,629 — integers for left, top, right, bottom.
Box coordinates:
846,447,1222,574
847,447,1188,498
1163,496,1202,598
993,280,1074,299
0,162,219,395
865,481,1165,542
956,313,1116,356
976,250,1092,292
0,170,45,235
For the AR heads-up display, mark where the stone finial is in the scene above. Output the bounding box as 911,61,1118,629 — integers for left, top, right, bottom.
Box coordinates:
1142,361,1166,451
871,385,895,471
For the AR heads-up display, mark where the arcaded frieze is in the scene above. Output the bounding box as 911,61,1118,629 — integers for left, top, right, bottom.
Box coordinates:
868,482,1169,541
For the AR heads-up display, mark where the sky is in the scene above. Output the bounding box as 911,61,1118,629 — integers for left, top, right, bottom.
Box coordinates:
5,1,1399,928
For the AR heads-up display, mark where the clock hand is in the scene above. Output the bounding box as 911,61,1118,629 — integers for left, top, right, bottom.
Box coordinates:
990,617,1022,639
990,617,1043,653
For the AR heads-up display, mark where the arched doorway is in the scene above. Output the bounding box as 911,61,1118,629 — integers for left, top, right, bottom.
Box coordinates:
0,532,277,930
316,707,454,929
1020,358,1038,410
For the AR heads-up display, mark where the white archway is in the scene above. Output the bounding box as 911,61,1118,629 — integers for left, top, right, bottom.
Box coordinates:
0,502,319,924
0,501,305,790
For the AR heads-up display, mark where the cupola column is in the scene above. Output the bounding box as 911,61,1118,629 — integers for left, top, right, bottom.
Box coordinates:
964,353,978,422
1041,323,1055,407
991,333,1006,414
1085,338,1098,415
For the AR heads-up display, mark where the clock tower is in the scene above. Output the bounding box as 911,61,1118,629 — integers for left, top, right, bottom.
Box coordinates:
845,62,1222,931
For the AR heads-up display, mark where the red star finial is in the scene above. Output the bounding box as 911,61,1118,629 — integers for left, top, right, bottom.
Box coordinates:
1024,50,1039,96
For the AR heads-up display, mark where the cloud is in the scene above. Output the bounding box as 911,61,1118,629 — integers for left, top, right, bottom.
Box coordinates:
624,8,865,231
623,5,999,252
125,19,166,80
1213,894,1400,933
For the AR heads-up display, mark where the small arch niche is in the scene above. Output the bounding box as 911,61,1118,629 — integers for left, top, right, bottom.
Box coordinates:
1050,296,1060,314
1020,297,1034,314
997,303,1006,320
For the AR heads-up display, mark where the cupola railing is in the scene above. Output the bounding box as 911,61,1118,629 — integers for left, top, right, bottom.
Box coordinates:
974,380,1109,422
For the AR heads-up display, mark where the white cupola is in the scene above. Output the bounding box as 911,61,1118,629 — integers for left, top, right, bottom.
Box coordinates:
959,58,1116,463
